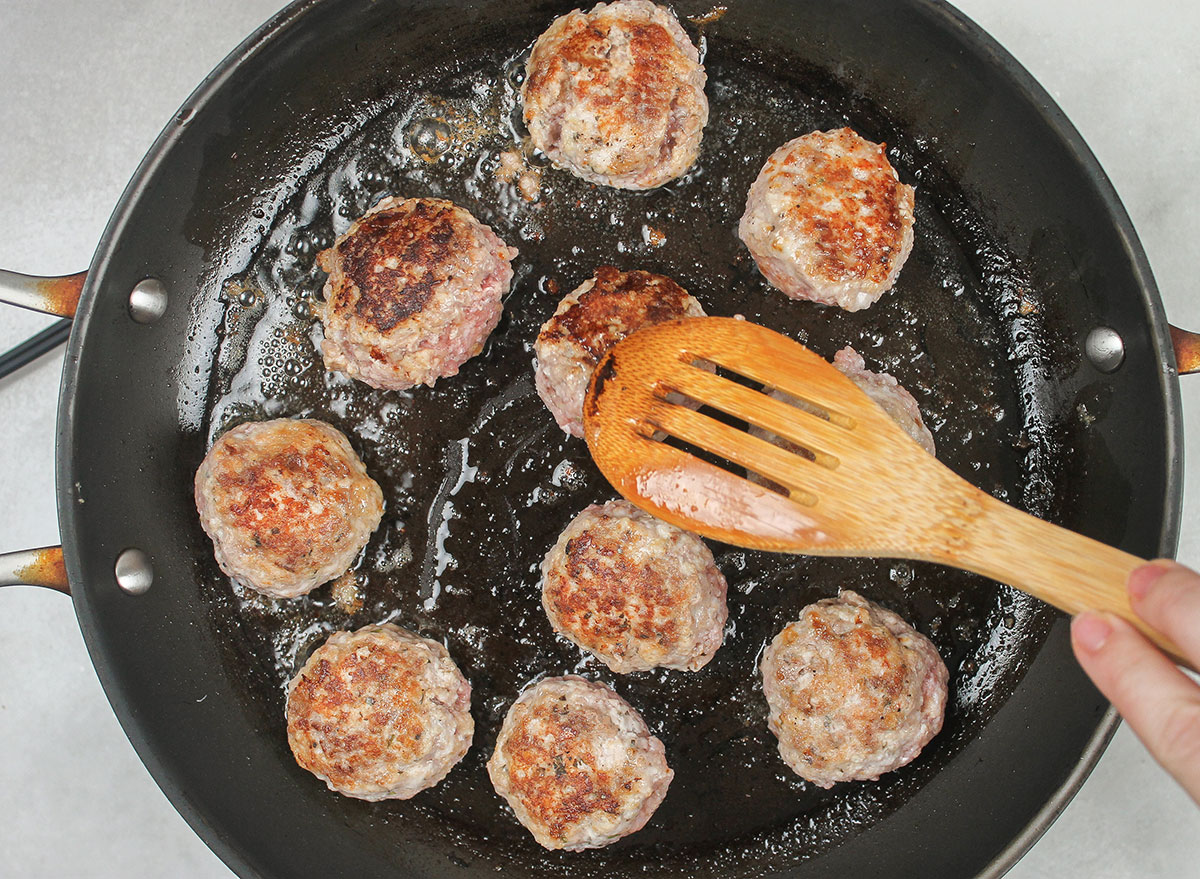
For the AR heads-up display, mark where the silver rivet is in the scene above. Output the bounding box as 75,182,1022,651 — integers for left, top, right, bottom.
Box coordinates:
1085,326,1125,373
128,278,168,324
114,548,153,595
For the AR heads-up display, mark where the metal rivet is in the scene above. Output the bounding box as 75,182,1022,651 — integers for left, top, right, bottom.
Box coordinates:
114,548,153,595
128,278,168,324
1085,326,1125,373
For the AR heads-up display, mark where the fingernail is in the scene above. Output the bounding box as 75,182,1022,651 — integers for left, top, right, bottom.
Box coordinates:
1128,562,1171,603
1072,613,1113,652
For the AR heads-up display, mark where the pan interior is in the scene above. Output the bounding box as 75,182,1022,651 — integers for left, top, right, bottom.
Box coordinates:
176,3,1081,876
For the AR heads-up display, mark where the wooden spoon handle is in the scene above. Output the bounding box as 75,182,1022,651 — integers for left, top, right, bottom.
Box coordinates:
945,489,1190,667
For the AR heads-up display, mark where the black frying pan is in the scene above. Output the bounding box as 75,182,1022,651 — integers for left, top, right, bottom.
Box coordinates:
0,1,1191,877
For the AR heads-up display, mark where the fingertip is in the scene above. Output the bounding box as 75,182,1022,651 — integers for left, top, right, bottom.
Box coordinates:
1124,560,1200,664
1071,612,1114,654
1127,560,1173,603
1069,613,1159,701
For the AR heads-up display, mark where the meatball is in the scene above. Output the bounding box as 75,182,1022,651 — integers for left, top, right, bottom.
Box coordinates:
534,266,705,437
316,196,518,390
739,128,916,311
831,346,935,454
751,346,935,460
487,676,673,850
541,500,727,673
286,624,474,801
522,0,708,190
760,591,948,788
194,418,384,599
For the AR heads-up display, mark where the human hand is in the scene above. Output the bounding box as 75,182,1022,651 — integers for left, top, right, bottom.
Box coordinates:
1071,561,1200,806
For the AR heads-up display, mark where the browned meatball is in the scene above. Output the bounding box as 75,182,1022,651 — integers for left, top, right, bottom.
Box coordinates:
830,347,935,454
534,266,705,437
316,196,517,390
286,624,473,801
194,418,383,599
541,500,727,673
739,128,916,311
752,346,935,462
487,676,672,850
760,591,948,788
522,0,708,190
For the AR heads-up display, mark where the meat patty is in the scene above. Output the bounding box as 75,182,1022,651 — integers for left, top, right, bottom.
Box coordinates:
739,128,916,311
487,676,673,850
760,591,948,788
194,418,384,599
522,0,708,190
286,624,474,801
751,345,935,461
534,266,705,437
316,196,518,390
541,499,727,673
831,346,935,454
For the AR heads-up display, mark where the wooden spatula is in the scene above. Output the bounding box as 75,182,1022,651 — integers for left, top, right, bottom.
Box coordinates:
582,315,1187,666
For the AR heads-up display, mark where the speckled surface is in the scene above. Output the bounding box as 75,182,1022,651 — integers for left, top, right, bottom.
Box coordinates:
0,1,1197,876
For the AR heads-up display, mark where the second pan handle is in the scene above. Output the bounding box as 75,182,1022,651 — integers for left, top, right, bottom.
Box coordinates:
0,547,69,593
0,269,84,380
1169,325,1200,376
0,269,85,319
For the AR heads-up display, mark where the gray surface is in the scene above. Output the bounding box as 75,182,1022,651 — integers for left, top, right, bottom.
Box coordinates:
0,0,1197,876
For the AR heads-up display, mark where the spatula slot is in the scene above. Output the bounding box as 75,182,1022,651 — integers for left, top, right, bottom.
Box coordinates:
654,360,847,468
646,420,810,504
645,399,843,507
677,345,859,431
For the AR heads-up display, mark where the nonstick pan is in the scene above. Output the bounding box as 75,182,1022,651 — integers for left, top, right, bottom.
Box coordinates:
1,1,1198,877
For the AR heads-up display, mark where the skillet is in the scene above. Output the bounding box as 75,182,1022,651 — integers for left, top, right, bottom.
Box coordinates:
0,0,1195,874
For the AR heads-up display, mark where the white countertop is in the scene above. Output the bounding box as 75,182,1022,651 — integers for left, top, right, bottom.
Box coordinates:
1,0,1197,875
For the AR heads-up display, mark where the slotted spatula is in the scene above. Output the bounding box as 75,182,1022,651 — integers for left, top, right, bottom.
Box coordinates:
582,315,1187,666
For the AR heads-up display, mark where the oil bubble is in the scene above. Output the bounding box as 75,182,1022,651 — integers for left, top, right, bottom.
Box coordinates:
407,117,453,161
889,562,914,587
525,148,553,169
504,56,526,90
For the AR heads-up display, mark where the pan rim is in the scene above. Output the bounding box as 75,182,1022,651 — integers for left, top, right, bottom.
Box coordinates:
54,1,1182,877
921,0,1182,866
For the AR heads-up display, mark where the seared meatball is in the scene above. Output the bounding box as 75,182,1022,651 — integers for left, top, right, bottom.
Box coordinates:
739,128,916,311
316,196,517,390
534,266,705,437
760,591,948,788
194,418,383,599
541,500,727,673
487,676,672,850
522,0,708,190
286,624,473,801
751,346,935,460
831,347,935,454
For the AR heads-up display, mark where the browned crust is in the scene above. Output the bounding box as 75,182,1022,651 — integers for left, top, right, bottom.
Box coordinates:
540,266,694,361
524,16,687,169
783,129,910,285
500,700,621,839
287,641,428,786
213,432,355,574
771,597,930,773
324,199,475,332
549,531,680,651
521,2,706,189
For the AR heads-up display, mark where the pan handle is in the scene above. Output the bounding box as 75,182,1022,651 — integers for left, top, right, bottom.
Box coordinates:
1169,325,1200,376
0,546,70,594
0,273,80,590
0,269,84,380
0,269,85,318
